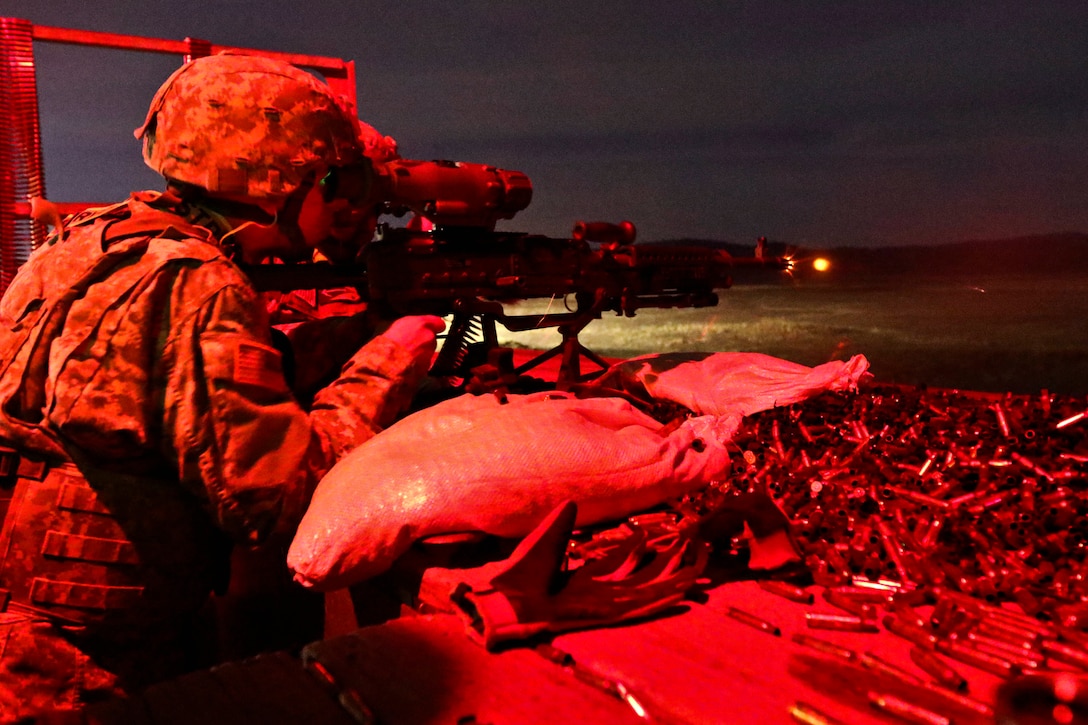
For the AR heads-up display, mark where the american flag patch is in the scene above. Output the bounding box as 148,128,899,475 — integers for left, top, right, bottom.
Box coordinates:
233,340,285,390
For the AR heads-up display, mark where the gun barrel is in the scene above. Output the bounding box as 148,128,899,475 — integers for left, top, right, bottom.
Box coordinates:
731,255,792,271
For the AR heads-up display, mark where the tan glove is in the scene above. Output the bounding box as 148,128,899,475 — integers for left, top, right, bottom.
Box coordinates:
449,500,708,650
694,485,802,571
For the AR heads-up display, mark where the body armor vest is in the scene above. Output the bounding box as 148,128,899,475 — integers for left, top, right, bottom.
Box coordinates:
0,451,144,624
0,445,229,630
0,200,231,631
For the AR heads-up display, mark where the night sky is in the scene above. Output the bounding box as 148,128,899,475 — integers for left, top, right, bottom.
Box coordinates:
3,1,1087,247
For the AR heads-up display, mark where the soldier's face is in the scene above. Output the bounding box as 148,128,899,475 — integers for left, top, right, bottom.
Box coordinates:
302,164,376,263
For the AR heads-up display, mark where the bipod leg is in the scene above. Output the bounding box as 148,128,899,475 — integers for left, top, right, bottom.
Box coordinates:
554,327,611,390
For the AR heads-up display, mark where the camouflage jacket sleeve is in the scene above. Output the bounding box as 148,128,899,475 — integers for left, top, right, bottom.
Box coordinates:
163,268,423,543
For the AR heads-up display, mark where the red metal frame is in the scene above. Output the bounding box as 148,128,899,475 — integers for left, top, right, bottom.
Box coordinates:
0,17,357,293
28,25,357,106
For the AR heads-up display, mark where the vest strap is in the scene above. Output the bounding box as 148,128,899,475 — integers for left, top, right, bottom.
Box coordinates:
30,577,144,611
41,530,139,565
56,480,110,515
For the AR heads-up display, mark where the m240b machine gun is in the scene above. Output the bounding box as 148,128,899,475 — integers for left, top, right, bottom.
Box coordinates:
247,159,790,389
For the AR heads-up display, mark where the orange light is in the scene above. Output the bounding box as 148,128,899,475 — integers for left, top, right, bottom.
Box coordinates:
812,257,831,272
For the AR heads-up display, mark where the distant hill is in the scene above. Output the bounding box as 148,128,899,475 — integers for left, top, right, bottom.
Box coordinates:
651,233,1088,279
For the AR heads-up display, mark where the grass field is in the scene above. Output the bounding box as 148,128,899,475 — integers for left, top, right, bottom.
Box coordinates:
496,271,1088,396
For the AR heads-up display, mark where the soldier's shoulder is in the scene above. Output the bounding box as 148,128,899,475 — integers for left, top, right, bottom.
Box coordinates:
144,234,252,295
99,195,252,291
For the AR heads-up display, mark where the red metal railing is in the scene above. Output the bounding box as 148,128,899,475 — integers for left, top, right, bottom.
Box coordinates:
0,17,357,294
0,18,44,290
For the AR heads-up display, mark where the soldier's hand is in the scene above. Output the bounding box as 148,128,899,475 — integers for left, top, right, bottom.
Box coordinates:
381,315,446,362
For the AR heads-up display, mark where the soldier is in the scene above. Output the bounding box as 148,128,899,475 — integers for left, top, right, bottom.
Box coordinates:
0,52,443,720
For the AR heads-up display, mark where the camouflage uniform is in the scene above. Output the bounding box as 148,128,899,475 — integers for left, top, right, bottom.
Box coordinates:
0,54,427,721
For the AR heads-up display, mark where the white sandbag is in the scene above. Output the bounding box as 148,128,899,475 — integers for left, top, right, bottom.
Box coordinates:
593,352,869,418
289,391,738,590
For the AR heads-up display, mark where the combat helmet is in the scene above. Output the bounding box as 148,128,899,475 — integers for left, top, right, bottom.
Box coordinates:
134,52,364,200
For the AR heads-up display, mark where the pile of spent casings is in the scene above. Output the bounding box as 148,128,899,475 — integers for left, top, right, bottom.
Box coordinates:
699,383,1088,693
729,383,1087,608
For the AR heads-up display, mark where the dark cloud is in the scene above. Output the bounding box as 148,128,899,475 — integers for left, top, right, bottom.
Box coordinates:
3,1,1087,245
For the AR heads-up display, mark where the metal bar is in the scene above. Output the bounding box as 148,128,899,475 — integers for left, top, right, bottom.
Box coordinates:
12,201,101,217
30,24,352,79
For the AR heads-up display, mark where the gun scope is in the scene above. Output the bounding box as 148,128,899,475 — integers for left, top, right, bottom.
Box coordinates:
377,159,532,229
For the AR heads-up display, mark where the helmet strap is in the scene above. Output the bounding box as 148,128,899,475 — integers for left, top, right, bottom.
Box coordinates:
274,172,318,255
190,195,277,227
164,174,318,261
218,212,279,258
166,180,276,235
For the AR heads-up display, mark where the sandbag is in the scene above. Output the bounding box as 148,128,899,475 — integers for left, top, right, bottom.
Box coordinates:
288,391,737,590
592,351,869,417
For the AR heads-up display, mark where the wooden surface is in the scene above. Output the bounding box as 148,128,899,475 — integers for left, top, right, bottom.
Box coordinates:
86,572,1011,725
392,576,1006,725
304,614,649,724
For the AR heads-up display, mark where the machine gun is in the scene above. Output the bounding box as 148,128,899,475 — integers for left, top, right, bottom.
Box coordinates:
247,159,790,389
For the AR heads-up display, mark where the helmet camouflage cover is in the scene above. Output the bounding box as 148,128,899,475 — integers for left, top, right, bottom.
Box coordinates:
135,52,364,199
